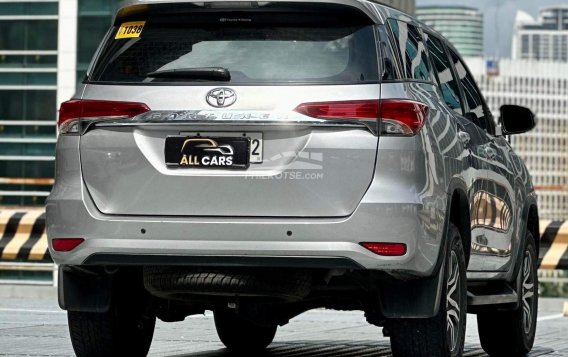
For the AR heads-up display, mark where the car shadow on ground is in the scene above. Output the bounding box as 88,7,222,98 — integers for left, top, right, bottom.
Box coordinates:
165,341,554,357
166,341,553,357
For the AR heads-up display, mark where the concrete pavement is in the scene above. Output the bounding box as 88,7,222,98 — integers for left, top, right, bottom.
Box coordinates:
0,287,566,356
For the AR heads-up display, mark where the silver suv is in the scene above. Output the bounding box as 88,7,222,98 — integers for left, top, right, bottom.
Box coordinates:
47,1,540,356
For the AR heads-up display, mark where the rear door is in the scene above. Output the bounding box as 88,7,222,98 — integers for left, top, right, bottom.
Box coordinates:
78,5,381,217
425,33,489,271
449,50,516,272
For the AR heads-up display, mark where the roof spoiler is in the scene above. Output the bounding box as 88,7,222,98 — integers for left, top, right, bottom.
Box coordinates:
113,0,388,25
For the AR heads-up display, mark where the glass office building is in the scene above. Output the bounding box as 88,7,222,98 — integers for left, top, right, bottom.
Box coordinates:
0,0,117,207
76,0,117,84
416,6,484,57
513,6,568,62
0,1,59,206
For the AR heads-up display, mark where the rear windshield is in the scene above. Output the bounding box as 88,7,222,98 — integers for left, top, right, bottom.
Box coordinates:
89,14,379,85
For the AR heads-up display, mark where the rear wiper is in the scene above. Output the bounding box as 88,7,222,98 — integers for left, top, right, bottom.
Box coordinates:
146,67,231,81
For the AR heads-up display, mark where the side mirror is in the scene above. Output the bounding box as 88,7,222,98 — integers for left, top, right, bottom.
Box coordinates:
499,105,535,135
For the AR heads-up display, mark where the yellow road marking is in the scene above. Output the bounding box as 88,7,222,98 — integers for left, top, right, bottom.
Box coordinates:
540,221,568,270
1,210,43,260
0,210,20,236
539,219,552,236
29,233,48,261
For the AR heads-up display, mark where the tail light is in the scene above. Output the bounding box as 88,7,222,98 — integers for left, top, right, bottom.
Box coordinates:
294,100,379,121
58,99,150,134
379,99,429,136
360,242,407,256
294,99,428,136
52,238,85,252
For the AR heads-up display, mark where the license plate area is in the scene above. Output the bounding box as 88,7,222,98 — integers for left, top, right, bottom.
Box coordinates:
165,136,250,169
180,131,263,163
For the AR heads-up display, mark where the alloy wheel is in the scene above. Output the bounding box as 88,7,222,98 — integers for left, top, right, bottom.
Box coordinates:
446,250,462,353
521,250,535,334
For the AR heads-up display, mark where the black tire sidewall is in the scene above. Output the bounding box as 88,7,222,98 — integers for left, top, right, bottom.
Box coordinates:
67,277,156,357
443,224,467,357
476,230,539,356
68,308,155,357
518,231,539,350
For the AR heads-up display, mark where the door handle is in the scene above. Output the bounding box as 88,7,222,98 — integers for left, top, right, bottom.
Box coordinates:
458,131,470,146
484,146,498,160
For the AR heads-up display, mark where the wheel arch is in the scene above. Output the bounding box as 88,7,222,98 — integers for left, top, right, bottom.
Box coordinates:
447,182,472,267
526,203,540,258
373,180,471,319
513,197,539,280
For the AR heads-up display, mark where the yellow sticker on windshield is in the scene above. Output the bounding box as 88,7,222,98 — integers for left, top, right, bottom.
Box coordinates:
115,21,145,39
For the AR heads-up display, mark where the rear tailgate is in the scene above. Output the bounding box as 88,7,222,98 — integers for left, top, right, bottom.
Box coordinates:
78,2,381,217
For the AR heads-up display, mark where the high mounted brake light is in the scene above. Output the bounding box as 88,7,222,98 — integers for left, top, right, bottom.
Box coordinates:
294,99,429,136
58,100,150,134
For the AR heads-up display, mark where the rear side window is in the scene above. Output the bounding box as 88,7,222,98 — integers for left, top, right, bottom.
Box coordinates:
377,25,401,81
89,14,379,85
449,50,491,131
424,34,463,114
385,19,431,82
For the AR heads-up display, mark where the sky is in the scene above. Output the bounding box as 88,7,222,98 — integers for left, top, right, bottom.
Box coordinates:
416,0,568,58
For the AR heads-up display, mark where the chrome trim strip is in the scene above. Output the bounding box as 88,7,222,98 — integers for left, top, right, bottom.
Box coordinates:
84,111,378,135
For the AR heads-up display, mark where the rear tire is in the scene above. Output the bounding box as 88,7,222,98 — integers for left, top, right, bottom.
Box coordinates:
389,223,467,357
68,274,156,357
477,231,538,356
214,310,277,353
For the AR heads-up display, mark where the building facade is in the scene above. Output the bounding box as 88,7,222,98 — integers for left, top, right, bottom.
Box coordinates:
0,1,59,206
466,57,568,220
378,0,415,15
512,6,568,62
0,0,117,207
416,6,483,57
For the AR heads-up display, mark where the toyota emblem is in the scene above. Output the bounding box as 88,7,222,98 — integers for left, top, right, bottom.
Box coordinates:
206,88,237,108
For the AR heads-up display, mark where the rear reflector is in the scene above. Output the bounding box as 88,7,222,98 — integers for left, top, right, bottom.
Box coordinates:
52,238,85,252
294,100,379,121
360,242,407,256
58,99,150,134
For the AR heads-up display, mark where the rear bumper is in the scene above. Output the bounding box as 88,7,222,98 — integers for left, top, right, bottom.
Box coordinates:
47,200,427,271
82,254,363,269
47,135,447,277
47,195,444,276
